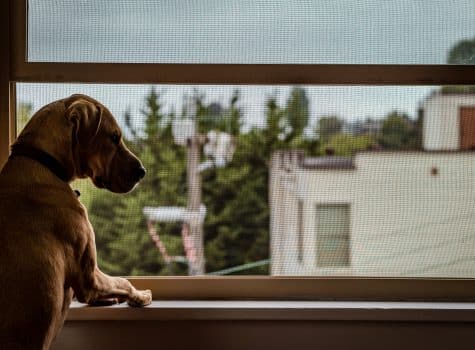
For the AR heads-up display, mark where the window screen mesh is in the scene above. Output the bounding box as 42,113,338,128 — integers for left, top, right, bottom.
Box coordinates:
16,83,475,277
28,0,475,64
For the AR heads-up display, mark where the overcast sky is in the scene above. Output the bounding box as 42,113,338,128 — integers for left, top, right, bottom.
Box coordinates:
18,0,475,131
28,0,475,64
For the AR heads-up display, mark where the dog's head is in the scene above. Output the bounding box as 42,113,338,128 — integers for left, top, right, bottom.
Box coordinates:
15,94,146,193
62,94,146,193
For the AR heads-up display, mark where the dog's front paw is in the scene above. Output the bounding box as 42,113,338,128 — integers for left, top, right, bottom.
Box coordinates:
127,289,152,307
88,297,120,306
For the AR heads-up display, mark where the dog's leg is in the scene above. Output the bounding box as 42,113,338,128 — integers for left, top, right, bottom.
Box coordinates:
47,287,74,349
58,287,74,325
72,228,152,307
96,268,152,307
74,266,152,307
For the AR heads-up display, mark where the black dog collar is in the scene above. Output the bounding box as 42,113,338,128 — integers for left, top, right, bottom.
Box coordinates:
9,143,72,183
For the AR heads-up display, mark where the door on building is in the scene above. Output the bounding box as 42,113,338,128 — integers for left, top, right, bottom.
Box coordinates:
460,107,475,150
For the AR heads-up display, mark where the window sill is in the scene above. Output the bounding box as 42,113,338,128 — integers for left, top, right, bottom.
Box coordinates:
67,300,475,322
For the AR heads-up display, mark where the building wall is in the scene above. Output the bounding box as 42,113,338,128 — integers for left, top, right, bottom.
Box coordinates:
270,152,475,277
352,152,475,277
270,151,355,276
423,94,475,150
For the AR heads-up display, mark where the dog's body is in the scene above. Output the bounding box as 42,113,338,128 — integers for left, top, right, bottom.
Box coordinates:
0,95,152,349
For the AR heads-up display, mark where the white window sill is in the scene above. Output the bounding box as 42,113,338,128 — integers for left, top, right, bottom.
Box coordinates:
67,301,475,322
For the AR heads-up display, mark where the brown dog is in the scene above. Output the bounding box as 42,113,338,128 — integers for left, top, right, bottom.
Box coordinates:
0,94,152,349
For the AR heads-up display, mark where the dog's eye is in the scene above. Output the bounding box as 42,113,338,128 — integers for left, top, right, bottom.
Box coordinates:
111,133,120,145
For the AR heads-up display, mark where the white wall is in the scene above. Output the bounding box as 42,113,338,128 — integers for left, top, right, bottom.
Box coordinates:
270,152,475,277
423,94,475,150
352,152,475,277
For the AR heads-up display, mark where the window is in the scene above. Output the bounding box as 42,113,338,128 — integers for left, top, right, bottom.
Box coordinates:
460,107,475,150
316,204,350,268
2,0,475,300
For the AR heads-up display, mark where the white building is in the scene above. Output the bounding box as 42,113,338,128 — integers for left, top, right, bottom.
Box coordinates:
270,93,475,277
424,93,475,150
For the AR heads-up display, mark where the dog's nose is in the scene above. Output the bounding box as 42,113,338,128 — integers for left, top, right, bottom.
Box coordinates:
134,166,146,180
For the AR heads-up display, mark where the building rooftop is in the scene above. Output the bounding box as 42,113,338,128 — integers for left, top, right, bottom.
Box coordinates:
301,156,354,170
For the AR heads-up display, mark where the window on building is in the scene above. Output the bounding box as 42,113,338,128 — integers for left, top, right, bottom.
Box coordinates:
460,107,475,150
316,204,350,268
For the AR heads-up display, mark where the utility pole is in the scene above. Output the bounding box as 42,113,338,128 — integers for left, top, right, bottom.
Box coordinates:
144,96,235,276
186,118,205,275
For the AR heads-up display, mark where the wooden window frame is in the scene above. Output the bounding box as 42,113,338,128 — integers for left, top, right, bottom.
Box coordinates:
1,0,475,301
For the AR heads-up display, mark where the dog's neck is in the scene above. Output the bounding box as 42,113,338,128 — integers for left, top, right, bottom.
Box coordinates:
9,143,73,183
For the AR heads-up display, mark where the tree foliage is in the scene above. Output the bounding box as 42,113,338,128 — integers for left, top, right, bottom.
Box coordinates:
323,134,376,156
17,102,33,134
317,116,343,144
286,87,309,139
377,111,420,150
87,87,313,276
442,38,475,94
447,38,475,65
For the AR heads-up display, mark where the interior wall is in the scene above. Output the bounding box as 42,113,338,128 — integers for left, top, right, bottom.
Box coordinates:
53,320,475,350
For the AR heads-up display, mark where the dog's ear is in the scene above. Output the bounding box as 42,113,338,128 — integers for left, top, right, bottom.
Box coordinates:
65,99,103,148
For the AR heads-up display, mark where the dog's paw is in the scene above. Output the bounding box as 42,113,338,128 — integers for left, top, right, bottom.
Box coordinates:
127,289,152,307
88,297,120,307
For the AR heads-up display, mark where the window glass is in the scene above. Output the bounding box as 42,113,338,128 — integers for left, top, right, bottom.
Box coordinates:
28,0,475,64
16,83,475,278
